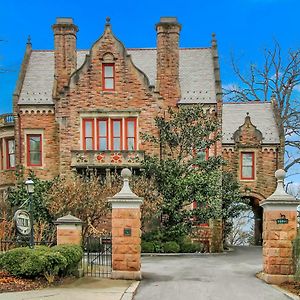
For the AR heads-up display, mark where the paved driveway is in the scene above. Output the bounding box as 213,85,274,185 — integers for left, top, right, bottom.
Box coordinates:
134,247,292,300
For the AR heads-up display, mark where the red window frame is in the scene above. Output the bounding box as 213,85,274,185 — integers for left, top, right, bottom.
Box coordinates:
96,119,108,150
27,134,42,167
240,152,255,180
102,63,115,91
83,119,95,150
125,118,137,150
193,148,209,160
6,138,15,169
111,119,122,151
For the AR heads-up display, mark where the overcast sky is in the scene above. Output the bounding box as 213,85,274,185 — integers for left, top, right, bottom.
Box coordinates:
0,0,299,185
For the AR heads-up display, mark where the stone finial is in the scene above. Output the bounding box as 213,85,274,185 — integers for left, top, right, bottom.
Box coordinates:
108,168,143,207
106,16,111,25
273,169,287,196
27,35,31,45
260,169,299,208
211,33,217,47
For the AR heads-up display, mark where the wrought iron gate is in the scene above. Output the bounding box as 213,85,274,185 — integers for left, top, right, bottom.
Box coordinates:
83,234,112,277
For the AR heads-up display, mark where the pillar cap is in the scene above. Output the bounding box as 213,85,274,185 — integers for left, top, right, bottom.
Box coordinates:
54,214,83,225
108,168,143,207
260,169,300,210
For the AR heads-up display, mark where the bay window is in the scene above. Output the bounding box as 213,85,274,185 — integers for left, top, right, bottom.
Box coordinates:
82,117,137,151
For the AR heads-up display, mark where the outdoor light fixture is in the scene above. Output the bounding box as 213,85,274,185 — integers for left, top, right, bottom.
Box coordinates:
25,179,34,194
25,178,35,248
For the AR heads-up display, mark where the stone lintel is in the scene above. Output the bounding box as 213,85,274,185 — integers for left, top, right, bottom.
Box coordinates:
111,270,142,281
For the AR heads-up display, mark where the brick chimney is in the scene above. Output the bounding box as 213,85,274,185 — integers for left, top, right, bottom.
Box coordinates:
156,17,181,107
52,17,78,94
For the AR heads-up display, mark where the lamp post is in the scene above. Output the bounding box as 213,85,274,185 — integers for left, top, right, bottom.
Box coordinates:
25,179,34,249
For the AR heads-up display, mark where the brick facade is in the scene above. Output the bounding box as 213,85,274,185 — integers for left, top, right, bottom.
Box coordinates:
0,17,282,243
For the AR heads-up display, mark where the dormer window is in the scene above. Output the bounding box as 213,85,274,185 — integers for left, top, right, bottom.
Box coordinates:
103,63,115,91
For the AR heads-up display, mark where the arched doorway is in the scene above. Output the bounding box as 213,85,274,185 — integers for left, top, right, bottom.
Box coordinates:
249,197,263,246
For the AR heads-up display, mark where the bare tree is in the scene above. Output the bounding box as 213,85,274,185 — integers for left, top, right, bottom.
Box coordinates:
225,42,300,173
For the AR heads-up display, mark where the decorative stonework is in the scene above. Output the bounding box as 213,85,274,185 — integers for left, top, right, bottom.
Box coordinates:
110,152,122,164
260,169,300,284
71,150,144,168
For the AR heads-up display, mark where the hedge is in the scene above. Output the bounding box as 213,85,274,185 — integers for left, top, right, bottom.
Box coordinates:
0,244,83,283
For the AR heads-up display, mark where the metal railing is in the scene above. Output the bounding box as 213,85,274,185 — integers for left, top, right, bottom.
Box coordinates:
0,113,14,126
0,239,55,252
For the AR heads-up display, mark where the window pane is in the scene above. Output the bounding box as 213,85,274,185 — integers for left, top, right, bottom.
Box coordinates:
85,121,92,137
85,138,93,150
9,154,15,168
30,137,40,152
113,138,120,150
104,66,113,77
242,166,252,178
197,151,206,161
242,153,253,166
30,152,41,165
127,138,135,150
8,140,15,154
99,138,107,150
105,78,114,89
127,121,135,137
113,121,121,137
99,121,107,136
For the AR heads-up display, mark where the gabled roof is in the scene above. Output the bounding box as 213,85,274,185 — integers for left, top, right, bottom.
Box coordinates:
222,102,280,144
18,48,217,105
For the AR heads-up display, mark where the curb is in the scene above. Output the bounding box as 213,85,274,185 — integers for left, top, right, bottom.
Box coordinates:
271,285,300,300
120,281,140,300
141,251,228,257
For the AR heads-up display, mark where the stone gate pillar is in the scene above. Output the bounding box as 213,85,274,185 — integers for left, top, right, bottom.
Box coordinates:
260,169,300,284
108,168,143,280
54,214,83,245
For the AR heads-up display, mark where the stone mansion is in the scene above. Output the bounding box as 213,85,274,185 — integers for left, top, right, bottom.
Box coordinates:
0,17,283,244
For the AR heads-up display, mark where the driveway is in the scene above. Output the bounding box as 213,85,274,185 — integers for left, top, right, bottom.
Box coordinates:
134,247,292,300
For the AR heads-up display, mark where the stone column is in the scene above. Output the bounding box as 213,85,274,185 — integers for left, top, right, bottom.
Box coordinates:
54,214,83,246
209,219,223,253
260,169,300,284
108,168,143,280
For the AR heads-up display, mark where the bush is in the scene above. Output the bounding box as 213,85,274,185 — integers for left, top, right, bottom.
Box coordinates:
180,242,203,253
141,241,155,253
51,244,83,275
163,241,180,253
0,244,83,282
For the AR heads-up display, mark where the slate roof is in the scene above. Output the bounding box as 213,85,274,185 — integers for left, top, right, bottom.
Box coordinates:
18,48,217,105
222,102,280,144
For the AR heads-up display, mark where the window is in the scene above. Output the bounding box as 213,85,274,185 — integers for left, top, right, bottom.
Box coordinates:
27,135,42,166
102,63,115,91
241,152,255,180
6,139,15,169
97,119,108,150
111,119,122,151
125,119,137,150
83,119,94,150
82,117,138,151
196,148,209,161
